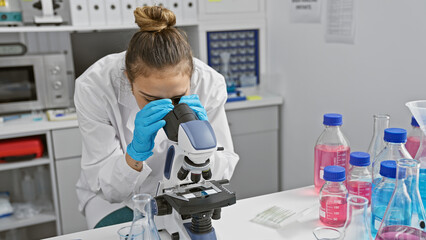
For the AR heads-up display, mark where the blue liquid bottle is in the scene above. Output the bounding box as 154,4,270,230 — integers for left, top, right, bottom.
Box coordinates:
371,128,412,189
371,160,398,237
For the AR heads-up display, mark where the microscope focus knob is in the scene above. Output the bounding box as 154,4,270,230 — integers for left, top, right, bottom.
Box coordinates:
212,208,222,220
202,169,212,180
191,173,201,183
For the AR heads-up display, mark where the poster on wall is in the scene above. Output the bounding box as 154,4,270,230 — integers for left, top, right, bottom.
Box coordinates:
290,0,322,23
325,0,356,44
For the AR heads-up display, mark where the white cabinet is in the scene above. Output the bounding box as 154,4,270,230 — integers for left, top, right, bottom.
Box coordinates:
198,0,265,21
51,128,86,234
226,105,280,199
0,131,60,239
55,157,87,234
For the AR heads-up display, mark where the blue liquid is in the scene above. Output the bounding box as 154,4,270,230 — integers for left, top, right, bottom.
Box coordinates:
420,170,426,210
371,182,395,237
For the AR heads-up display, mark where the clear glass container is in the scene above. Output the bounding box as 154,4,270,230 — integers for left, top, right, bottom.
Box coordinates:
128,193,161,240
347,152,372,206
371,160,397,237
367,114,390,161
372,128,412,189
342,196,372,240
416,133,426,210
406,116,422,158
407,100,426,213
315,113,350,192
319,166,348,227
376,159,426,239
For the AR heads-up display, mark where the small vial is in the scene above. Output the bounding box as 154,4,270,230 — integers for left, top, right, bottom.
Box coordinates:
406,116,422,158
347,152,372,205
371,160,398,237
319,166,348,227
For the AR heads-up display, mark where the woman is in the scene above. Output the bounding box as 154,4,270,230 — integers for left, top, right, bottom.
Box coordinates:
74,6,239,228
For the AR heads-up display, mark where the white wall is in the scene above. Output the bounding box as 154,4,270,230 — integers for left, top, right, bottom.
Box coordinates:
266,0,426,190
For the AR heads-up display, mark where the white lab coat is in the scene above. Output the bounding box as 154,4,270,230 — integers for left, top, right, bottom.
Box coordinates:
74,52,239,228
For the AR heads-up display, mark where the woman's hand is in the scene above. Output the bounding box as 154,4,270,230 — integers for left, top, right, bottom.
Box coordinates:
126,99,174,162
179,94,208,121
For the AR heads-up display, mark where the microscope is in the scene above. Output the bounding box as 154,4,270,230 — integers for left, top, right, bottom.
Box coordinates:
153,103,236,240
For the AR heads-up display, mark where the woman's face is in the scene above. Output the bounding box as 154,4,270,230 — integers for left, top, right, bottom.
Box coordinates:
129,66,191,110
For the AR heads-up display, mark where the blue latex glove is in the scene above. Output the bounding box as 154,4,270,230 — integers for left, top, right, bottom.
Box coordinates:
179,94,208,121
127,99,174,161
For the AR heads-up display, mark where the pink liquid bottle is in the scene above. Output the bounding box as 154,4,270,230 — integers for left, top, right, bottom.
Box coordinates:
347,152,372,206
319,165,348,227
314,113,350,192
406,116,422,158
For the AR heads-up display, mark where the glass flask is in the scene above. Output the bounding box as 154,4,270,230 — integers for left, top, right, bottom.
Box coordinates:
376,159,426,239
416,132,426,210
128,193,161,240
406,116,422,158
342,196,372,240
367,114,390,161
371,161,398,237
315,113,350,192
319,165,348,227
372,128,412,189
347,152,372,205
407,100,426,212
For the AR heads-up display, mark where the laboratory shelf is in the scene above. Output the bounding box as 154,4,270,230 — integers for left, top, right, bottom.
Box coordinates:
0,21,198,33
0,211,56,232
0,157,50,172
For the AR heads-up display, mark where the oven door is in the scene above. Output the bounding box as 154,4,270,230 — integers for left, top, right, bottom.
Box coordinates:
0,56,46,114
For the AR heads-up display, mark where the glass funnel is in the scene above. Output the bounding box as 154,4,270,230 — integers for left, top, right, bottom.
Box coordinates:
368,114,390,161
375,159,426,239
342,196,372,240
128,194,161,240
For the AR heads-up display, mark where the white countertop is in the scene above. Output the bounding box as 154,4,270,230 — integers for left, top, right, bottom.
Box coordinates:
0,115,78,138
0,93,282,137
45,186,322,240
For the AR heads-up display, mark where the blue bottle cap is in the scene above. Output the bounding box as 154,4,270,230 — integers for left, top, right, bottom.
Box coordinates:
412,116,420,127
323,166,346,182
323,113,343,126
383,128,407,143
349,152,370,167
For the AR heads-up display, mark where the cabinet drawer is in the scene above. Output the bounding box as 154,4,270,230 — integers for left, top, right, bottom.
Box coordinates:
226,106,278,135
52,128,82,159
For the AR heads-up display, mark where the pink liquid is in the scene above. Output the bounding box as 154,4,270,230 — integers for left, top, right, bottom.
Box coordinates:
347,181,372,206
406,136,420,158
375,225,426,240
314,144,351,192
319,196,347,227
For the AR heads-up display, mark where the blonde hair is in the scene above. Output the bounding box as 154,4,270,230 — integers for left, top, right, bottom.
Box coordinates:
125,6,193,81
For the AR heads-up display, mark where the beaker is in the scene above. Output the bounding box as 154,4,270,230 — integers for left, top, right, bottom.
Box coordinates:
367,114,390,161
342,196,372,240
376,159,426,239
129,193,161,240
313,227,342,240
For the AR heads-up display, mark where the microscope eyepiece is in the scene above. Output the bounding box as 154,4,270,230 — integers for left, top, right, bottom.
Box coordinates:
163,103,199,142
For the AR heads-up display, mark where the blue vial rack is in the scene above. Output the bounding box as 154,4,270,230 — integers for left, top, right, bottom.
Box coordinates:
207,29,260,89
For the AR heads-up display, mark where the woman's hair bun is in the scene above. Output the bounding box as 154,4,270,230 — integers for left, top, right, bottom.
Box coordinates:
134,6,176,32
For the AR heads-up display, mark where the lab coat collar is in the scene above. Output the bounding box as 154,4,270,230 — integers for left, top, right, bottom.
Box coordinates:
115,58,139,135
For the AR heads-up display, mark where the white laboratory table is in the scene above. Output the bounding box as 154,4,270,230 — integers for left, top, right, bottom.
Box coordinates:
45,186,322,240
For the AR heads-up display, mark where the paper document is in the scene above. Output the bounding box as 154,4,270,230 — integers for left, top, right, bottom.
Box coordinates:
290,0,322,23
325,0,356,44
